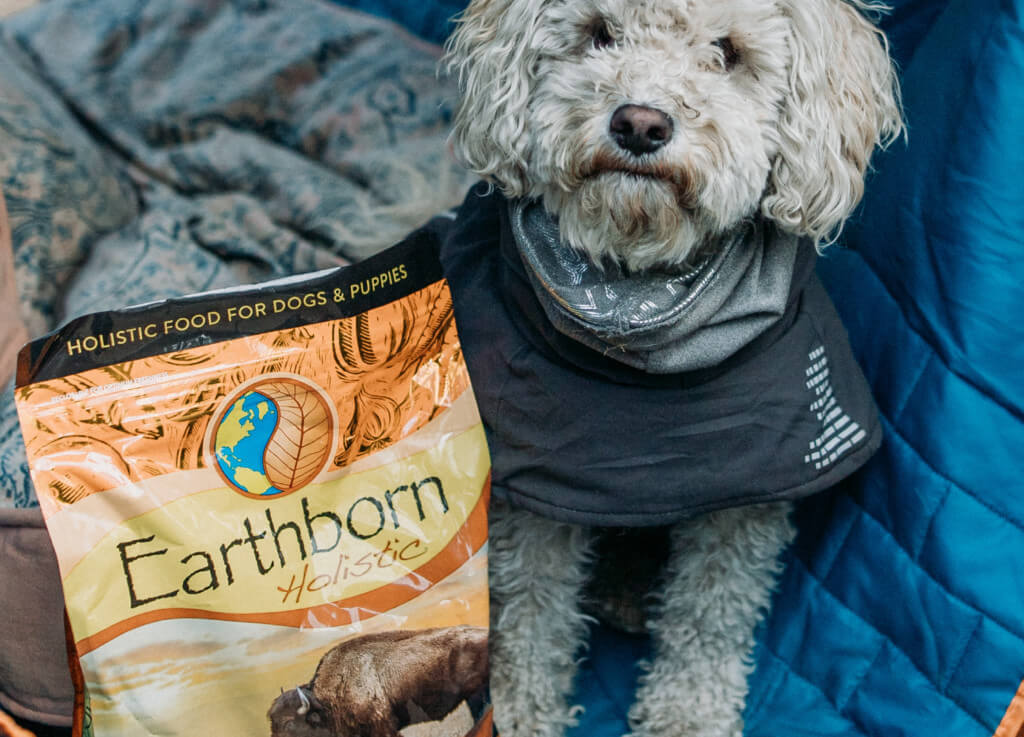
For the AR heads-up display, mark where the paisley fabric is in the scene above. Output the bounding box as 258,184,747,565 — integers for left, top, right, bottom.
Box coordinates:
0,0,472,511
0,0,471,725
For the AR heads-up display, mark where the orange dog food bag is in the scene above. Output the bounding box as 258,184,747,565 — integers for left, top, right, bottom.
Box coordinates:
14,234,492,737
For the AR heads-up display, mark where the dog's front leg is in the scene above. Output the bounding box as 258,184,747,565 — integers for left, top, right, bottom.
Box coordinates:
488,500,595,737
628,502,795,737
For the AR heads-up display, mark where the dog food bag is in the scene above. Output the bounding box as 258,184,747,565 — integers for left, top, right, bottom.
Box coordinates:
13,233,493,737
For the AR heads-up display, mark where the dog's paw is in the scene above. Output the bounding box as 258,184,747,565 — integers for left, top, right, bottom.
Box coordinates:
492,709,581,737
627,676,744,737
490,633,584,737
491,681,581,737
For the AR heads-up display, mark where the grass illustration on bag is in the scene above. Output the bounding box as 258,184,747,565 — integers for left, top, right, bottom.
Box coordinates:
14,234,492,737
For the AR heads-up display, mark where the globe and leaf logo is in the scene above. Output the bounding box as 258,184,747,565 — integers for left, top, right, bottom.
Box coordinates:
209,377,335,498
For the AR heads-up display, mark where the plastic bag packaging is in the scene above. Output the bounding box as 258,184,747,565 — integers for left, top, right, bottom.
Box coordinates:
13,233,492,737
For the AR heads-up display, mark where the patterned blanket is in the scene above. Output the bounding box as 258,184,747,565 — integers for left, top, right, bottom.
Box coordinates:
0,0,474,509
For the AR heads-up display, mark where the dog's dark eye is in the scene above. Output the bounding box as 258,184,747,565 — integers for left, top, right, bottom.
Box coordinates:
589,18,616,50
712,36,740,71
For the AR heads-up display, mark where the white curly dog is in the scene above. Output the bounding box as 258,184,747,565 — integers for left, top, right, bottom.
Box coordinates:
443,1,903,736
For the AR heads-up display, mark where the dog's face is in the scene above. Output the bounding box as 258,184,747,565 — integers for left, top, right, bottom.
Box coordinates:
447,0,902,270
520,0,792,268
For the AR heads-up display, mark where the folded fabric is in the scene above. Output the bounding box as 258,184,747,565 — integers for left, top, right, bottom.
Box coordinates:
0,191,26,389
0,0,471,724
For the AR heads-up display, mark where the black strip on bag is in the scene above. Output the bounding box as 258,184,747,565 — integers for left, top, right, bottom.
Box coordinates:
17,231,441,387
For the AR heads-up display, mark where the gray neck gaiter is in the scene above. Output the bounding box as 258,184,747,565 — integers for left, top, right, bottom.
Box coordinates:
510,198,802,373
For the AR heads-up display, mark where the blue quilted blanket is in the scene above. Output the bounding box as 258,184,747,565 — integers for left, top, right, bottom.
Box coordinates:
565,2,1024,735
746,1,1024,734
564,2,1024,735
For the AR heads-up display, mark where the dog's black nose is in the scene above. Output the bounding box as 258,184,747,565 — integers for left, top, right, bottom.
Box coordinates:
609,105,674,156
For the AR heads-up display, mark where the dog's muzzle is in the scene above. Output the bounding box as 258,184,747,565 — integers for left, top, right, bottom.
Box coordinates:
579,151,700,211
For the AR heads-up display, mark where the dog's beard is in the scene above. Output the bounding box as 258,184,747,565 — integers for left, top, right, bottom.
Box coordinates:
544,170,715,271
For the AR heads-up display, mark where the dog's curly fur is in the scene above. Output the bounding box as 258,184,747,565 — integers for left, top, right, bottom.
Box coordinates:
445,1,903,735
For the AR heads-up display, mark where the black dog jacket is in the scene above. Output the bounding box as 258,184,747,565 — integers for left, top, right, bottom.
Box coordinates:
420,184,881,527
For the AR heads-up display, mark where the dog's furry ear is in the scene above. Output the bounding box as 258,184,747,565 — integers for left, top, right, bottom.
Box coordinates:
762,0,903,244
444,0,545,197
